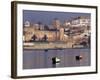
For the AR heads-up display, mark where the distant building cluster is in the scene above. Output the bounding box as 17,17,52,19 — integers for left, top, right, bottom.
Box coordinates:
23,16,90,47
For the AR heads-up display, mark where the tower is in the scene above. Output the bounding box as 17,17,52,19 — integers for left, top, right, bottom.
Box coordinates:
52,18,61,30
59,28,64,41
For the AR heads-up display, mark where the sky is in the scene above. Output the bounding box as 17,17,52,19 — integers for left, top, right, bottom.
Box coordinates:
23,10,90,26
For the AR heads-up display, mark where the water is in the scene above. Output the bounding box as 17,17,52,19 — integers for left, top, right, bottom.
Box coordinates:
23,48,90,69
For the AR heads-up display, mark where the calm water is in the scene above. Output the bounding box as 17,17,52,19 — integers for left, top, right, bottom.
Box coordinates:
23,48,90,69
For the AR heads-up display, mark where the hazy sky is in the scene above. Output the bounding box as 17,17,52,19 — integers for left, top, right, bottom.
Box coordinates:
23,10,90,25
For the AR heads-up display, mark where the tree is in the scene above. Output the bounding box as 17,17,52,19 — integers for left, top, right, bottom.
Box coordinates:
32,34,37,41
43,34,48,41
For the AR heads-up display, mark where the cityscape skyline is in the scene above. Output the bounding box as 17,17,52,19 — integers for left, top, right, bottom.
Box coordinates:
23,10,91,26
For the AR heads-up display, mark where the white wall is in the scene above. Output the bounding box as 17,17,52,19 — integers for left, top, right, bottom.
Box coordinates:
0,0,99,80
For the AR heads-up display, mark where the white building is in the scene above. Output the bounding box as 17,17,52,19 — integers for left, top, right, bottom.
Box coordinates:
24,21,31,27
63,20,71,27
71,16,90,27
